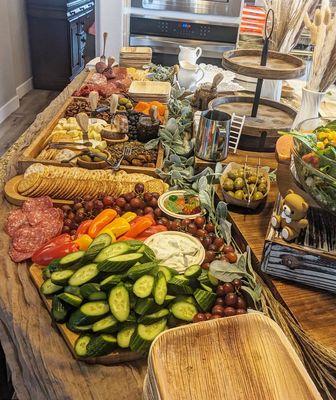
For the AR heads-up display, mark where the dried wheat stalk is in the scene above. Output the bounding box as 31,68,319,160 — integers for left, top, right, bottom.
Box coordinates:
262,0,318,53
305,0,336,91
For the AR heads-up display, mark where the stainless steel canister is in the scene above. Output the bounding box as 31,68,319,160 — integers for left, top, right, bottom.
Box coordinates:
195,110,231,161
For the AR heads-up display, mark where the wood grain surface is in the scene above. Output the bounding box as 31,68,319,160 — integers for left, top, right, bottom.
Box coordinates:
222,49,306,79
148,314,321,400
29,264,143,365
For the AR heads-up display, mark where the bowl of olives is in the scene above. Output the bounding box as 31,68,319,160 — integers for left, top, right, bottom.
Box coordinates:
77,149,112,170
220,162,270,209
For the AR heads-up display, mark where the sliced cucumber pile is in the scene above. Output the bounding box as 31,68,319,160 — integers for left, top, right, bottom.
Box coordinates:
40,238,219,358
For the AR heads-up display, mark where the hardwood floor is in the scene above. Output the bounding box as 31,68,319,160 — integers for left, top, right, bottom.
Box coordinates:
0,89,59,156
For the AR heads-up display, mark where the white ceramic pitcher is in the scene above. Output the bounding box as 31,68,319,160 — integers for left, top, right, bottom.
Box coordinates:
178,46,202,65
178,61,205,91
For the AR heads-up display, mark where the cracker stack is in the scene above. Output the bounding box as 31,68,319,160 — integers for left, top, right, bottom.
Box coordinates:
128,81,171,104
119,47,152,69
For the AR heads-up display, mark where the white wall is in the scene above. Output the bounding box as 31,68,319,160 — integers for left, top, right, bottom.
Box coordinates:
95,0,129,60
0,0,32,124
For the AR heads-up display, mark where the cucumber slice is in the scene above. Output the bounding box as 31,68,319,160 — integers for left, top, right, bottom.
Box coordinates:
208,273,219,286
197,271,211,286
137,244,156,263
98,253,143,273
200,283,213,292
80,301,109,318
124,240,144,251
68,264,99,286
80,283,101,299
59,251,85,267
168,276,194,295
138,309,169,324
70,324,93,332
133,275,155,298
130,319,167,352
64,286,82,298
127,262,157,281
85,234,112,261
109,284,130,322
194,288,217,312
74,334,91,357
153,272,167,305
41,279,63,296
123,312,137,326
67,310,93,330
51,270,74,285
52,295,68,323
86,334,117,357
171,301,197,322
58,292,83,308
184,264,202,279
94,242,130,263
117,325,136,349
155,266,173,281
92,315,118,333
88,292,107,301
134,298,161,315
100,275,124,291
42,268,51,281
163,295,176,306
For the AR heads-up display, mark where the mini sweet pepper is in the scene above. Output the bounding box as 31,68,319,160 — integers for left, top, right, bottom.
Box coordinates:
88,209,117,238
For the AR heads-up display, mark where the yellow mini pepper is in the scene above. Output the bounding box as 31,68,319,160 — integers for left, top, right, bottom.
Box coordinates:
74,234,93,251
121,211,137,223
98,217,130,238
97,227,116,242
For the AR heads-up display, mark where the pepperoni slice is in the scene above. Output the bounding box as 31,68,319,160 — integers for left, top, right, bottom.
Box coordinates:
22,197,53,213
9,246,34,263
5,209,29,237
12,226,46,253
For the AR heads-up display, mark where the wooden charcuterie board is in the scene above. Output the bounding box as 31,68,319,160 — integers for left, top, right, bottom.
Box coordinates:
29,264,143,365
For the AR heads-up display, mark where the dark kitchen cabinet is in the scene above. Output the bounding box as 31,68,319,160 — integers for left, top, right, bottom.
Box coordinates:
26,0,95,90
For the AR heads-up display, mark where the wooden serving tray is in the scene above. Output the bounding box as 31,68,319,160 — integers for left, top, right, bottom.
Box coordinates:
29,264,143,365
222,49,306,80
18,95,164,177
4,175,73,206
147,313,321,400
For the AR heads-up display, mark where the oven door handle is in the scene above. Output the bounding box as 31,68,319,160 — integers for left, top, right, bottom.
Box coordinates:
129,35,235,54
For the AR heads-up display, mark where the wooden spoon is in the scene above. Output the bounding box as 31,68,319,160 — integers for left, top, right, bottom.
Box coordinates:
211,72,224,90
76,113,90,142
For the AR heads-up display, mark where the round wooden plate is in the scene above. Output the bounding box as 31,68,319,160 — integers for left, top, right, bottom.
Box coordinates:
222,49,306,80
209,96,297,152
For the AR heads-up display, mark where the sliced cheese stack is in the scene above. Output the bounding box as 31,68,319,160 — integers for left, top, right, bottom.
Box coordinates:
129,81,171,104
119,46,152,69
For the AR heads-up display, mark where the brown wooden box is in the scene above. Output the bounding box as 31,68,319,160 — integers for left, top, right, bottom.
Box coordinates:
261,194,336,294
18,97,164,177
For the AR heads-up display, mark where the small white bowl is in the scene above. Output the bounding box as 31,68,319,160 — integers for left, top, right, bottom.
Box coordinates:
158,190,205,220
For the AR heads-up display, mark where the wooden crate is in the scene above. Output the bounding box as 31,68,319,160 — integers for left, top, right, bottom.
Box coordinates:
261,194,336,294
30,264,143,365
18,97,164,178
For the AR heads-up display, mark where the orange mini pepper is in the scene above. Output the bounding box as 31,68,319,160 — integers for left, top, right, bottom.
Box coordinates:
88,209,117,238
74,234,93,251
119,216,153,240
76,219,93,238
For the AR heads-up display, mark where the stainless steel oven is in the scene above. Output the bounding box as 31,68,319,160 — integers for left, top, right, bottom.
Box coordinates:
129,0,243,66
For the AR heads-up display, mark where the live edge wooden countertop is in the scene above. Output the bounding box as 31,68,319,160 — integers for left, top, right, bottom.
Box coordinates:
220,151,336,351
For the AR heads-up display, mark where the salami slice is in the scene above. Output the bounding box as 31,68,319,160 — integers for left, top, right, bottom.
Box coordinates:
12,226,46,253
22,196,53,213
88,73,107,86
5,209,29,237
9,246,34,263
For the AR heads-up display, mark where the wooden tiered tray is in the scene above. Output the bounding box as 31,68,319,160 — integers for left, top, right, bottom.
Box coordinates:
30,264,143,365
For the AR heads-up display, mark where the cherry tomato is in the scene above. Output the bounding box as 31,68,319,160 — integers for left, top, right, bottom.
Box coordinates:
194,216,205,227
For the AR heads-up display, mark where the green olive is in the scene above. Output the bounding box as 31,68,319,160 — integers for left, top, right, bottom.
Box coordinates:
259,176,267,185
252,191,264,201
119,98,128,105
237,168,245,178
234,190,245,200
248,184,256,194
258,183,267,194
222,178,234,191
228,170,238,180
126,102,133,110
234,177,244,190
227,191,235,197
81,155,91,162
118,105,126,111
247,175,257,184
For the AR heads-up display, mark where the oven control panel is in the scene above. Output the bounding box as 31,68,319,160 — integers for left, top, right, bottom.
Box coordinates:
130,17,239,43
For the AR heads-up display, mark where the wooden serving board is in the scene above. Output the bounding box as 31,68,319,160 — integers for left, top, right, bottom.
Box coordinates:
4,175,73,206
222,49,306,80
209,96,297,152
147,313,321,400
29,264,143,365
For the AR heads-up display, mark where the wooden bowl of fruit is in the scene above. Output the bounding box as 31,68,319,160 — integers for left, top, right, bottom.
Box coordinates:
220,162,270,209
77,149,112,170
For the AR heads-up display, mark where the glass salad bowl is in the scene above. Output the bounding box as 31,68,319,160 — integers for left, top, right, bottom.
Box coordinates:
292,145,336,215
